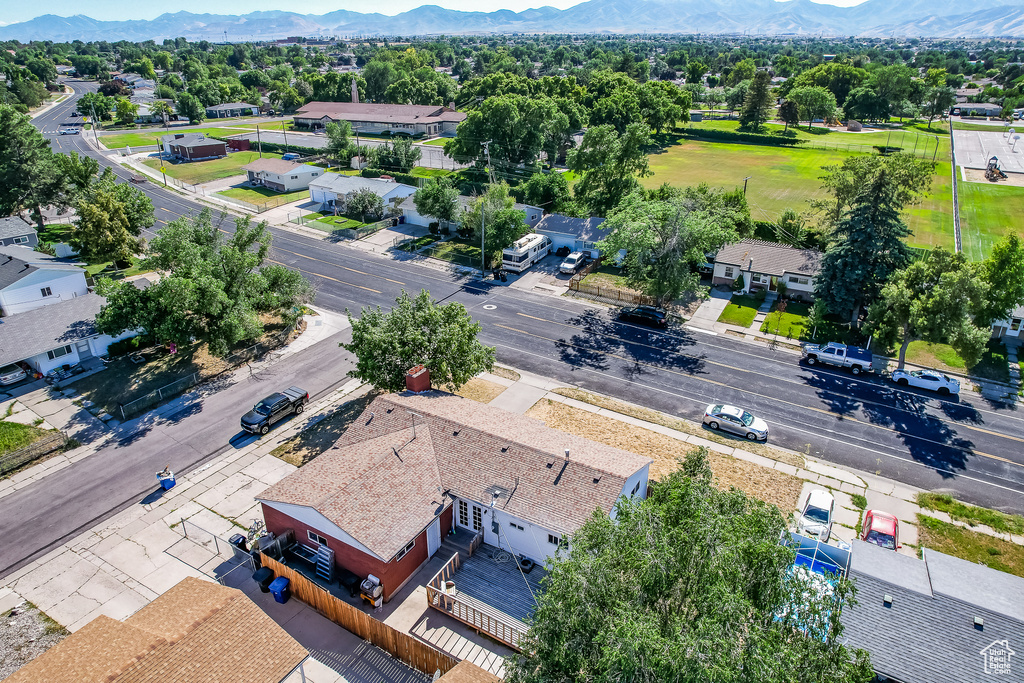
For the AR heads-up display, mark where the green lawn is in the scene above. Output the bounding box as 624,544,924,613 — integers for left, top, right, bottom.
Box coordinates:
143,151,283,185
0,422,51,456
84,259,150,280
397,235,439,252
918,492,1024,535
905,161,955,252
302,212,367,232
217,186,308,207
717,295,761,327
759,301,811,339
918,514,1024,578
958,181,1024,261
582,264,632,289
952,121,1015,132
238,120,301,131
904,339,1009,383
410,166,451,178
423,238,481,267
687,119,948,154
99,127,249,149
422,138,450,146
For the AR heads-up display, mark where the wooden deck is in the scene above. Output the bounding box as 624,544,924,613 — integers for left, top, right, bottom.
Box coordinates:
425,542,545,651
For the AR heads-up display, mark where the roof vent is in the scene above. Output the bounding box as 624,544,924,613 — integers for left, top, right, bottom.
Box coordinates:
452,430,459,436
974,616,985,630
593,477,601,484
564,448,570,462
882,594,893,607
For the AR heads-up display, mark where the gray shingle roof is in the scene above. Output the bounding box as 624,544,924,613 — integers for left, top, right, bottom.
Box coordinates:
259,391,651,561
535,214,608,241
0,246,81,291
309,174,413,198
0,292,105,366
714,239,822,277
0,216,36,241
205,102,258,111
160,133,224,149
841,540,1024,683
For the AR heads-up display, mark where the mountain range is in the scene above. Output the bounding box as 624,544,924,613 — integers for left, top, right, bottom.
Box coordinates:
2,0,1024,41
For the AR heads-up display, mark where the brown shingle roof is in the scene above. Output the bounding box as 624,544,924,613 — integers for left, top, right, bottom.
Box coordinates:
295,101,466,125
4,577,307,683
240,158,307,175
438,660,503,683
714,239,822,277
258,392,652,559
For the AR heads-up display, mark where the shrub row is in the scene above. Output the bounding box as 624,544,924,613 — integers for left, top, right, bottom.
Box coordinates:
680,128,806,146
359,168,422,186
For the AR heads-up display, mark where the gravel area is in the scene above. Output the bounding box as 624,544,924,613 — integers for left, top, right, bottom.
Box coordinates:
0,601,69,679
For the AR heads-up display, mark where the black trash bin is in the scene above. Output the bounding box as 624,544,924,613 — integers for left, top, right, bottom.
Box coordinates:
229,534,249,562
252,567,274,593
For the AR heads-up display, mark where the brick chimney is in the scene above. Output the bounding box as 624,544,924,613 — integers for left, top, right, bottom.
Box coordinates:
405,365,430,393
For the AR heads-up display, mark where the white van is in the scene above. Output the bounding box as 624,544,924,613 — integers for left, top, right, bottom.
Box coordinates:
502,233,552,273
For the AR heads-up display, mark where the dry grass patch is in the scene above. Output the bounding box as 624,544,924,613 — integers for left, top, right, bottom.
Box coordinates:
489,365,521,381
526,399,803,511
270,388,379,467
552,387,804,468
454,378,506,404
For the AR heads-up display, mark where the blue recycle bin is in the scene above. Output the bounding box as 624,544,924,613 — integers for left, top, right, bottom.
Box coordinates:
269,576,290,604
157,468,176,490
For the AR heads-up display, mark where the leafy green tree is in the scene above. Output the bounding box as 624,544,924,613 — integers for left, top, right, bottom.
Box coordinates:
370,137,422,173
0,105,67,228
867,250,990,369
977,233,1024,327
815,170,913,323
637,80,691,133
843,86,888,122
342,289,495,393
114,97,139,126
324,120,354,164
347,188,385,221
789,85,837,127
507,447,873,683
521,171,573,215
568,123,652,217
460,183,527,267
599,187,741,306
811,154,933,234
96,210,311,356
78,92,114,121
54,151,100,198
175,92,205,124
149,100,173,124
725,80,751,112
686,60,707,84
412,178,460,229
71,169,153,265
870,63,915,114
727,58,757,86
739,70,774,131
787,62,868,106
922,85,957,126
779,99,800,133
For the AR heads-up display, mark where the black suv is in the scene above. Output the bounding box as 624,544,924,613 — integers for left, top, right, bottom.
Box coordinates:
617,305,668,329
241,386,308,435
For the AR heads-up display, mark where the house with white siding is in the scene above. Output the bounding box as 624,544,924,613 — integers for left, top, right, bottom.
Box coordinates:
241,158,323,192
712,239,822,301
308,174,416,214
0,246,88,317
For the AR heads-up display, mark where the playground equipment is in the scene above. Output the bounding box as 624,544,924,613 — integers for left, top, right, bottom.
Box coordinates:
986,156,1008,181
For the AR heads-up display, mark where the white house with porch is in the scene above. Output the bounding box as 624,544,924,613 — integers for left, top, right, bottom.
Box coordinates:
712,239,822,301
0,246,88,317
308,175,416,214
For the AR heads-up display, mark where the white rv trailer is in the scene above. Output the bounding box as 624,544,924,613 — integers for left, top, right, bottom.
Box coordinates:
501,233,552,273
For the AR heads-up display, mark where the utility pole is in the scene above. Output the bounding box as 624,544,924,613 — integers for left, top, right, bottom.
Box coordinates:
256,124,263,159
743,176,751,195
481,140,492,279
282,119,289,154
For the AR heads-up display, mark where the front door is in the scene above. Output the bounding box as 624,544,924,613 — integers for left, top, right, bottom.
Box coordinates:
75,340,93,360
427,517,441,557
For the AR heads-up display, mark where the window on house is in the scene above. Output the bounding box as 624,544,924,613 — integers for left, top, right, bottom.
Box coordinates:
307,530,328,546
631,481,642,496
788,277,809,285
548,533,561,546
291,175,298,179
46,345,73,361
510,522,524,531
458,499,469,527
472,505,483,532
13,236,28,245
724,267,734,278
394,539,415,561
1012,319,1022,332
40,287,52,297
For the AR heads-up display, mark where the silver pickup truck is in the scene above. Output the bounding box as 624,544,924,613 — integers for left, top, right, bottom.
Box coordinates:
801,342,873,375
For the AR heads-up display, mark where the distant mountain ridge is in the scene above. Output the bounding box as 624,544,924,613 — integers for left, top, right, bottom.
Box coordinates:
2,0,1023,41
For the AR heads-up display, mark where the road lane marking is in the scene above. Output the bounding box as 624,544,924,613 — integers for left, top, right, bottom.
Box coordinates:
493,323,1024,465
268,260,381,293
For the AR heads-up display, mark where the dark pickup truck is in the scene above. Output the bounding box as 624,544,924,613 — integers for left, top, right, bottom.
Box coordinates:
241,386,308,435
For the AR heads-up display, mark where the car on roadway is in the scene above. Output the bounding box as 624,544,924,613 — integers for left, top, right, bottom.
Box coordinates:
70,110,80,117
0,363,28,386
890,368,960,395
796,489,835,541
617,305,668,328
860,509,900,550
702,403,769,441
60,128,80,135
241,386,308,435
559,251,588,275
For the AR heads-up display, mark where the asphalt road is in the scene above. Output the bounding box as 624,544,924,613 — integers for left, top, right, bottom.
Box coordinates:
6,79,1023,577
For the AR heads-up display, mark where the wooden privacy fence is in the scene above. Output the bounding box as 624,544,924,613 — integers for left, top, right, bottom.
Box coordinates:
568,280,656,307
259,554,458,676
425,552,526,651
0,432,67,476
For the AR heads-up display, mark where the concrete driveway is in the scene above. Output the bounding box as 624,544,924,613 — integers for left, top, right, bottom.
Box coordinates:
687,287,732,331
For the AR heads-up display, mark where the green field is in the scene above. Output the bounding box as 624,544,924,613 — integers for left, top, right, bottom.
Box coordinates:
958,181,1024,261
410,166,451,178
143,151,283,185
422,138,450,146
687,119,948,156
99,127,249,149
217,186,309,207
905,161,955,252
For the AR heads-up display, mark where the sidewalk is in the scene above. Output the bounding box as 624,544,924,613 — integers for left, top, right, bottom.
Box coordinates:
0,307,348,500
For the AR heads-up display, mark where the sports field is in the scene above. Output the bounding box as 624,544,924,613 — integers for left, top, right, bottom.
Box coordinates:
958,181,1024,261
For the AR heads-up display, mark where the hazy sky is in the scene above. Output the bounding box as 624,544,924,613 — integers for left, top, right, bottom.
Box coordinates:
1,0,867,24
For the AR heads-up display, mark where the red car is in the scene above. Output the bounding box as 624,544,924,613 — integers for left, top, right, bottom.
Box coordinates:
861,510,900,550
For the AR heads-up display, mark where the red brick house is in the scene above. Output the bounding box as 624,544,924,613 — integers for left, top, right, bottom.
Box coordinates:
160,132,228,161
257,378,652,603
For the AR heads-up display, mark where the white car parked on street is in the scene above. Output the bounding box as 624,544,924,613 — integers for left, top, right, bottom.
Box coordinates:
891,368,960,396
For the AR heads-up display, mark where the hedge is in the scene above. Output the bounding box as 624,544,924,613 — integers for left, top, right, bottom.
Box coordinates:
679,128,806,146
359,168,422,187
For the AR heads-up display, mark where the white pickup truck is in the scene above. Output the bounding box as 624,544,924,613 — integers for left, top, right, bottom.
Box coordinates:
801,342,873,375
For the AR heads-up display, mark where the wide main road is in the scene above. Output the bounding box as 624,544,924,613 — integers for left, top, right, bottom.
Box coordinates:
22,80,1024,528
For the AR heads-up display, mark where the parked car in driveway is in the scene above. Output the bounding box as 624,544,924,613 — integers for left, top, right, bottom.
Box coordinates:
860,509,900,550
559,251,589,275
702,404,769,441
796,489,835,541
241,386,308,435
617,305,668,328
891,368,960,395
0,363,27,386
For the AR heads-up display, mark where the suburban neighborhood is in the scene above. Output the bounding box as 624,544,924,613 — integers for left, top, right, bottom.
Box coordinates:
1,11,1024,683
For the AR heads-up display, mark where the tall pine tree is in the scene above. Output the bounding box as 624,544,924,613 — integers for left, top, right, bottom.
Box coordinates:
739,70,774,131
814,169,912,324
